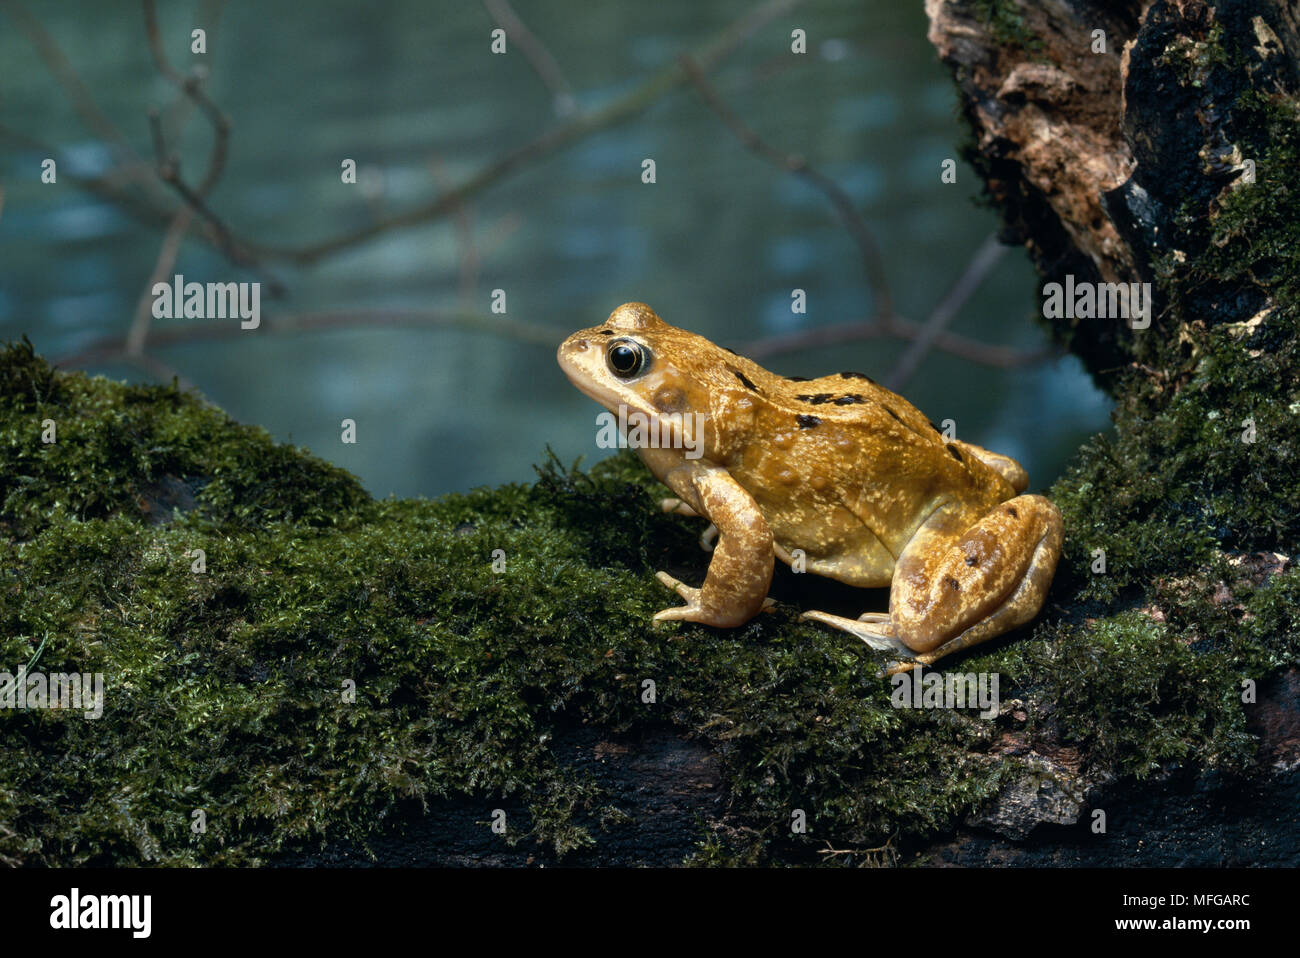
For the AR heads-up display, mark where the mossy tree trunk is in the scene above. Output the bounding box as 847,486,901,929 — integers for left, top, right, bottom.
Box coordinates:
929,0,1298,376
911,0,1300,861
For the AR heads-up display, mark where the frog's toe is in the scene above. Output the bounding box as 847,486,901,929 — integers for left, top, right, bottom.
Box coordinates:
660,497,700,518
653,604,699,623
655,566,696,597
660,566,769,621
800,609,916,656
699,523,719,553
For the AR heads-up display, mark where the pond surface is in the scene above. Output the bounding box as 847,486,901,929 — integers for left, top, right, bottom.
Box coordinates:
0,0,1110,497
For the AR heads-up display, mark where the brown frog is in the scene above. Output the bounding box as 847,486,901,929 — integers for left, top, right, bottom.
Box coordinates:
557,302,1063,672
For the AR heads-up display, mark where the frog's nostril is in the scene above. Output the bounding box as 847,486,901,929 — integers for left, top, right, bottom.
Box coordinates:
572,339,589,351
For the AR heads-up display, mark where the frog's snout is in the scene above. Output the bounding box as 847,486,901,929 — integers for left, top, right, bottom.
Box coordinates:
556,335,588,371
556,334,594,385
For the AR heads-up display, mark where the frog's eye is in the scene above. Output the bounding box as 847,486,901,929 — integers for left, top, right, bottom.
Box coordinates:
606,339,649,378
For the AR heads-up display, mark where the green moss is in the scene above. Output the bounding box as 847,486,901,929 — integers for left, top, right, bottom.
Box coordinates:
1045,86,1300,598
1012,67,1300,785
1162,90,1300,318
3,336,1293,867
0,338,369,540
1154,21,1229,87
0,350,996,864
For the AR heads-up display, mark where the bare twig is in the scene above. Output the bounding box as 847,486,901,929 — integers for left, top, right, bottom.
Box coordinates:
0,122,183,226
818,835,899,867
141,0,264,289
742,313,1053,369
146,109,253,270
677,55,1048,379
239,0,806,265
54,308,567,372
127,209,194,356
677,53,893,320
886,232,1008,390
157,0,228,140
142,0,230,196
482,0,577,117
133,0,287,363
429,156,481,309
6,0,804,272
0,0,167,202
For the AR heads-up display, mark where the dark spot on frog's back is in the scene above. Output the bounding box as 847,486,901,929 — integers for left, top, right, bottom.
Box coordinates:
839,371,875,383
832,394,865,405
785,375,810,382
945,576,960,591
946,443,964,463
795,414,821,429
731,369,760,392
795,393,835,405
1007,506,1019,518
597,328,613,335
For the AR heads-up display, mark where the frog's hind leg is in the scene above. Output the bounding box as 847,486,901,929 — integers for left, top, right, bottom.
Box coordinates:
887,494,1062,669
805,494,1063,673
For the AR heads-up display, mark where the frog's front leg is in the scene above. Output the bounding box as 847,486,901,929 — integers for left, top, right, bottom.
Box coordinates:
804,494,1063,672
653,465,774,627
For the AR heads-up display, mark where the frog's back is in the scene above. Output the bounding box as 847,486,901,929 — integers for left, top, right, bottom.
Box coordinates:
709,365,1016,586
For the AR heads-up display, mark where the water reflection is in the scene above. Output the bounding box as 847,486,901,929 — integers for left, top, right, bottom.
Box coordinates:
0,0,1110,497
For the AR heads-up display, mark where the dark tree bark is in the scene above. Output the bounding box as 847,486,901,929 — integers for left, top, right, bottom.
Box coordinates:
928,0,1298,380
910,0,1300,864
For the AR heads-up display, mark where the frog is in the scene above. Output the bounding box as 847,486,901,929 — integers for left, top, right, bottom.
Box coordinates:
556,302,1063,673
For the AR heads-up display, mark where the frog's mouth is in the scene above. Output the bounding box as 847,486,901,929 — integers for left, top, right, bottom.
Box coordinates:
558,337,618,411
557,355,611,411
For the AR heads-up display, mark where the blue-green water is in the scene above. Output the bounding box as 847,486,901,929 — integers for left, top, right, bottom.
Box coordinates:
0,0,1109,497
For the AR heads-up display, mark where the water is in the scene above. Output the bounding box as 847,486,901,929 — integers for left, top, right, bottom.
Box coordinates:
0,0,1110,497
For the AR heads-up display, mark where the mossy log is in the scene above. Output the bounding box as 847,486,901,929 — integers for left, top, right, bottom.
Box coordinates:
3,0,1300,867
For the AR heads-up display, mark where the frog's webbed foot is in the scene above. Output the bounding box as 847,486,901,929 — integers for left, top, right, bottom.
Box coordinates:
800,610,920,675
654,571,775,624
799,610,914,655
660,499,718,552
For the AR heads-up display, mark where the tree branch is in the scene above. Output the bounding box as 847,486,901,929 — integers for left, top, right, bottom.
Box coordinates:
885,231,1008,390
236,0,806,265
54,308,566,372
677,52,894,320
742,313,1053,369
141,0,230,197
482,0,577,117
